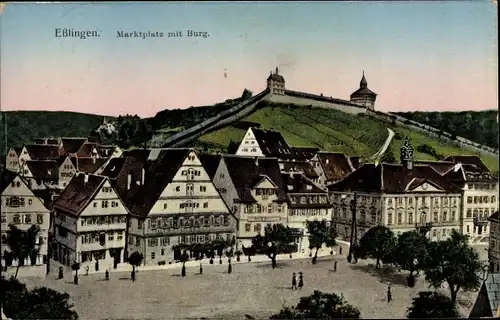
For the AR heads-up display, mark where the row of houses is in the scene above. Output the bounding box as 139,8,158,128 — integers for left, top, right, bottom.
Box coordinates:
1,128,498,276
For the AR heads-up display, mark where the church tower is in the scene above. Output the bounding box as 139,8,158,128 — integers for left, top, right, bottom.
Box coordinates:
266,67,285,95
350,71,377,110
400,137,414,170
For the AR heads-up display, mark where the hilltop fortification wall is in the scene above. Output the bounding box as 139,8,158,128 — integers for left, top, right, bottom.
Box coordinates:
265,92,366,115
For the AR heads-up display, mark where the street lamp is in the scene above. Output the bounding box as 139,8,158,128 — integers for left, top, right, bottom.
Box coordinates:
342,193,357,264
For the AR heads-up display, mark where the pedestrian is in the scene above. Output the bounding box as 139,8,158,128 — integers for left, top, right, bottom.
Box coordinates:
58,266,64,280
199,263,203,275
228,261,232,274
291,272,297,290
85,265,89,276
387,284,392,303
105,269,109,281
339,247,343,255
334,261,337,272
298,272,304,289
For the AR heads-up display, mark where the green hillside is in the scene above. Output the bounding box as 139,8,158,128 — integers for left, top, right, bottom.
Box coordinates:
395,110,498,149
194,103,498,172
0,111,109,151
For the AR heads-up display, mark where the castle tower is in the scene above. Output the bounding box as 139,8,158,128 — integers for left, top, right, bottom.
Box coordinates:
350,71,377,110
400,137,414,170
266,66,285,95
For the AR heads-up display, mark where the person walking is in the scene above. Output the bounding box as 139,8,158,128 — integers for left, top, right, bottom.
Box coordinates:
387,284,392,303
58,266,64,280
298,272,304,290
85,265,89,276
105,269,109,281
291,272,297,290
334,261,338,272
199,263,203,275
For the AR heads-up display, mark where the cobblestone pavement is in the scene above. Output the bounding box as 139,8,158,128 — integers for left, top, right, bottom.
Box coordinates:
22,255,478,320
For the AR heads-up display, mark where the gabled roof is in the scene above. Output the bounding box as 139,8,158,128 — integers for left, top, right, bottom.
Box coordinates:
251,127,294,159
24,144,61,160
61,138,88,154
281,173,325,194
53,173,107,216
444,155,491,173
0,169,19,194
198,153,221,180
414,160,456,175
328,163,462,194
223,156,287,203
70,157,108,174
469,273,500,318
25,160,59,180
317,152,357,182
124,149,192,217
444,163,497,186
291,147,319,161
280,160,319,179
13,147,23,156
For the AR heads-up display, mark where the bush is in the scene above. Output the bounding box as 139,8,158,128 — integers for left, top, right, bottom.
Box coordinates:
157,261,166,266
416,144,441,158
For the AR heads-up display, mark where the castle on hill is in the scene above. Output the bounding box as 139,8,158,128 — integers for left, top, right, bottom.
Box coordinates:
264,67,377,113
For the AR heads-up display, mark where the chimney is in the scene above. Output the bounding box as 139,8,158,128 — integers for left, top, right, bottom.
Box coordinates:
84,173,89,184
141,168,145,185
127,173,132,190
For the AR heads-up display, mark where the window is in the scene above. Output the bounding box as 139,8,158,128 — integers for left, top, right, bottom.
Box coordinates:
101,200,109,208
163,203,168,210
93,202,97,207
148,238,158,247
176,186,181,192
387,213,392,225
398,198,403,205
138,220,143,229
24,214,31,224
408,213,413,224
200,186,206,192
37,214,44,224
492,196,497,203
203,202,208,208
151,252,155,260
245,224,251,232
161,237,170,246
467,197,472,204
466,225,470,233
267,204,273,213
108,233,114,241
467,209,472,218
1,215,6,223
408,198,413,205
433,212,438,222
397,213,402,224
117,232,123,240
28,199,32,205
443,211,448,222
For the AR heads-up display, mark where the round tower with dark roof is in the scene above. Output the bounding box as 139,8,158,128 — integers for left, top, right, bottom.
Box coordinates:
267,66,285,95
350,71,377,110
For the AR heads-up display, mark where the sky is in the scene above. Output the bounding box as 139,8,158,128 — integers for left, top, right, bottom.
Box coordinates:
0,1,498,117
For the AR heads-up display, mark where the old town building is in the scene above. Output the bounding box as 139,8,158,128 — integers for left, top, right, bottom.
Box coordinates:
488,211,500,273
443,155,498,244
1,170,50,278
213,156,288,248
310,152,360,188
101,148,235,266
5,146,23,172
283,172,332,253
328,138,462,242
52,173,128,271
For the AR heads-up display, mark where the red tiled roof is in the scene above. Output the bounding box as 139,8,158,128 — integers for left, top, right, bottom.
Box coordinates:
0,169,18,194
71,157,108,174
280,161,319,179
223,156,288,203
61,138,87,154
444,155,491,173
53,173,107,216
198,153,221,180
317,152,357,182
328,163,462,194
25,144,61,160
252,128,294,159
25,160,59,180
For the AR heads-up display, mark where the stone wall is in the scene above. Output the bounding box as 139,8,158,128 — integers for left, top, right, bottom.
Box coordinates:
265,94,366,115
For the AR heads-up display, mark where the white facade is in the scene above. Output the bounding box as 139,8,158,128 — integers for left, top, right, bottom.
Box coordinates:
1,175,50,277
462,181,499,243
213,158,288,248
5,147,21,172
53,177,128,272
127,150,235,266
235,128,264,157
330,183,462,241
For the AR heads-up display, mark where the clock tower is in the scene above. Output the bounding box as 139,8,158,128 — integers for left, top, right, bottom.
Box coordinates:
400,137,414,170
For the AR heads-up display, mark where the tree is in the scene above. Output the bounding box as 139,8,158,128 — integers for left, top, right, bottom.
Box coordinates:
71,261,80,285
393,230,429,287
1,276,78,319
227,140,239,154
269,290,361,319
407,291,460,318
241,88,253,100
128,251,143,282
251,224,297,269
422,229,483,304
5,224,41,278
306,220,337,264
355,225,396,269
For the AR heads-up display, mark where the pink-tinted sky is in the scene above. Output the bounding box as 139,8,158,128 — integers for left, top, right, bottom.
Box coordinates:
0,2,497,117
